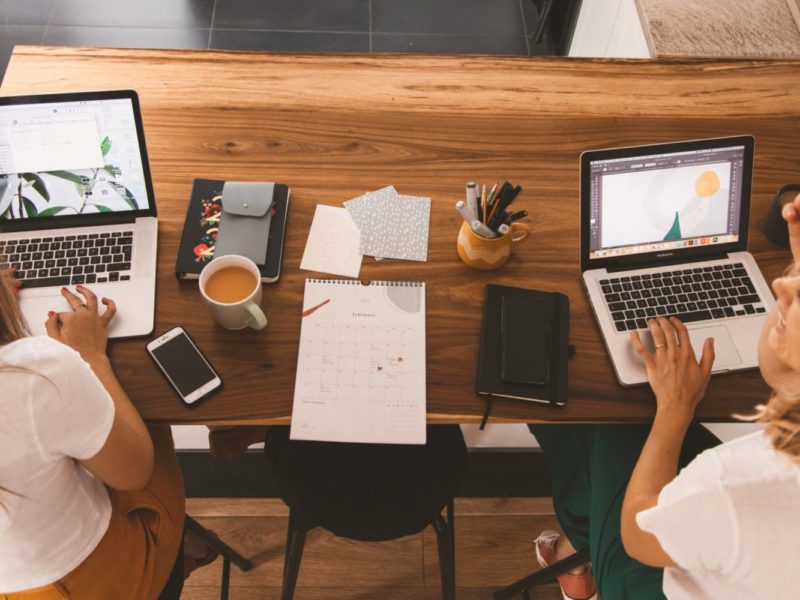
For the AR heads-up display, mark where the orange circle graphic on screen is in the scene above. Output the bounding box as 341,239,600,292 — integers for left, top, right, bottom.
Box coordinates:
695,171,721,197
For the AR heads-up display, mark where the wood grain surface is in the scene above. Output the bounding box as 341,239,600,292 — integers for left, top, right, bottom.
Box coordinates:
3,47,798,425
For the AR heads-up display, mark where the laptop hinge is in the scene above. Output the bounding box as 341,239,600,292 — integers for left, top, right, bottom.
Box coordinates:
0,214,138,233
604,253,731,273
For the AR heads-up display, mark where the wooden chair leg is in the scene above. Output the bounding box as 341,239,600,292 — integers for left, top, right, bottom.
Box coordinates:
431,513,456,600
281,513,307,600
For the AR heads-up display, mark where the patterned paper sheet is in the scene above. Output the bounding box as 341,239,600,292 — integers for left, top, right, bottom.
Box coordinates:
343,186,395,233
343,186,431,262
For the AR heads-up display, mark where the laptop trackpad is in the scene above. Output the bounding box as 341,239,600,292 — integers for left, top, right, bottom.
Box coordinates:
637,326,741,370
690,326,741,370
20,294,65,336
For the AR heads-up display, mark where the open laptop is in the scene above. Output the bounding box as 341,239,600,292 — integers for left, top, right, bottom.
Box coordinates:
580,135,774,386
0,90,157,338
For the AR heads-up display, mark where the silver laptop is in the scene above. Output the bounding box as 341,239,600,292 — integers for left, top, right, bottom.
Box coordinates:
580,136,774,386
0,90,157,338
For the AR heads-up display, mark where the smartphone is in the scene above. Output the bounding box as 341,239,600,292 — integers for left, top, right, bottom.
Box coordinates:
146,326,222,406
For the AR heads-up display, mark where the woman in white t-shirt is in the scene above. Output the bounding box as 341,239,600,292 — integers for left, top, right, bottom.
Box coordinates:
530,200,800,600
0,278,192,599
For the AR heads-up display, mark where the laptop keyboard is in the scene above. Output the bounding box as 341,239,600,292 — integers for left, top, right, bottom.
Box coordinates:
0,231,134,288
601,263,767,332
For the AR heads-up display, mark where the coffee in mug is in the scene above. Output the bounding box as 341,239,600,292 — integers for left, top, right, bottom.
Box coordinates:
198,255,267,330
204,267,258,304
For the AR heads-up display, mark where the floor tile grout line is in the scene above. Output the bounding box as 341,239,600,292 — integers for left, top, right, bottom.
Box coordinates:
212,28,524,37
30,25,368,35
33,25,213,32
41,0,58,44
213,27,368,34
208,0,217,49
518,0,531,56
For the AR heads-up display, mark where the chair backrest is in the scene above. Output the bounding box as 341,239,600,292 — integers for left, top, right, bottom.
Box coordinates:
265,425,467,541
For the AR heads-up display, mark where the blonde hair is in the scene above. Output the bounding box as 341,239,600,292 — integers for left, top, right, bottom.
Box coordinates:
748,393,800,461
0,273,28,344
737,261,800,462
0,274,28,507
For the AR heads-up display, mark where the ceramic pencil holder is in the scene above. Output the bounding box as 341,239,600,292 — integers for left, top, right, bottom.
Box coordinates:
456,221,530,270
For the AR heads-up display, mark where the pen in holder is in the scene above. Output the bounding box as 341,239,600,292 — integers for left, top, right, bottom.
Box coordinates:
456,220,530,270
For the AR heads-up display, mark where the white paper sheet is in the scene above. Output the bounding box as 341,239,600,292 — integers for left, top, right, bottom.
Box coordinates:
300,204,363,278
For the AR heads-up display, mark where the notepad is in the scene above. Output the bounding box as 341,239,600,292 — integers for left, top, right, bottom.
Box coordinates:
290,279,427,444
476,284,569,406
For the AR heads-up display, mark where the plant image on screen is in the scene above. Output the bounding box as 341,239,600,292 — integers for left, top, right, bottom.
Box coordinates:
0,135,139,220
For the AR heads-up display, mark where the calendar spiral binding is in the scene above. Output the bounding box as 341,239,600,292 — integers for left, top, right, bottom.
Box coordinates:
306,279,423,287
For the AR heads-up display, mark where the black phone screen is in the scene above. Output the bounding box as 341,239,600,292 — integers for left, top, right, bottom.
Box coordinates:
150,333,217,397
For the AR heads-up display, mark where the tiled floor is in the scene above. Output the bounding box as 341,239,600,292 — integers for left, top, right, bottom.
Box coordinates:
0,0,553,83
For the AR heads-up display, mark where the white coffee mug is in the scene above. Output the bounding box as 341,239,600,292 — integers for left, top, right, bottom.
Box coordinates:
198,255,267,330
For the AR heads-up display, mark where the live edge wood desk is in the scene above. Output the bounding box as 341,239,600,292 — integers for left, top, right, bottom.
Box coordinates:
2,47,798,425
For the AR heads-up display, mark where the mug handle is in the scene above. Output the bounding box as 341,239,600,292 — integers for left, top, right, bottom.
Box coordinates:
510,222,531,244
244,301,268,330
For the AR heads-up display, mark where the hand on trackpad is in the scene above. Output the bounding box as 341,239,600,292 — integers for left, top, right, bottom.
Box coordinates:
634,325,742,370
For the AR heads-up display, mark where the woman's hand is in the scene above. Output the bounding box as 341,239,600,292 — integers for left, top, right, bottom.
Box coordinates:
782,192,800,266
45,285,116,362
631,317,715,427
1,267,21,296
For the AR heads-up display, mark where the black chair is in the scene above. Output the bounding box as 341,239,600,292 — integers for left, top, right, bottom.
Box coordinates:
265,425,467,600
158,516,254,600
186,516,254,600
492,547,592,600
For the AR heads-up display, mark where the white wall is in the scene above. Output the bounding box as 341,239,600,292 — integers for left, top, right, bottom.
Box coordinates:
569,0,651,58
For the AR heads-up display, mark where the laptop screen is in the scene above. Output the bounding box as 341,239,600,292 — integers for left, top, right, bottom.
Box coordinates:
0,92,154,224
581,136,754,272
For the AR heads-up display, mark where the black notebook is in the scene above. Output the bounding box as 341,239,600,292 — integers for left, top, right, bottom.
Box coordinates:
476,284,569,406
174,178,290,282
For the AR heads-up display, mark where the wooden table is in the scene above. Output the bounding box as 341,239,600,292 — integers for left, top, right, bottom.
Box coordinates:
2,47,797,425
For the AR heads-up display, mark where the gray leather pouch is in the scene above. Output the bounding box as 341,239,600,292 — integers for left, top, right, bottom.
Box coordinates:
214,181,275,264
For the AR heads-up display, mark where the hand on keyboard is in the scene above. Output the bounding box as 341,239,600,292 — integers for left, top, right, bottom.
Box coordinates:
0,232,134,288
604,265,765,333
